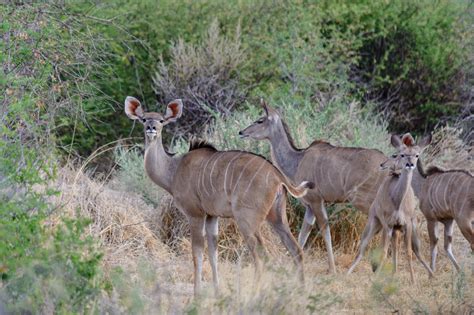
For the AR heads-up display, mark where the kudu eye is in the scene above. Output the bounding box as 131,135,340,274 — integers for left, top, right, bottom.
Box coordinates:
391,154,397,158
256,119,264,124
159,119,164,123
415,154,419,158
142,118,146,123
400,154,405,158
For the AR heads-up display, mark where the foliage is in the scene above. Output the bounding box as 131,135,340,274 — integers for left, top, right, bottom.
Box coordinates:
153,20,246,135
317,0,471,131
1,218,103,314
1,1,472,313
1,4,103,313
2,0,465,157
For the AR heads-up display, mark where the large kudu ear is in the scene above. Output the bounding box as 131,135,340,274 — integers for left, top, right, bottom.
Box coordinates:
390,134,403,148
417,133,432,149
164,99,183,123
261,98,279,121
125,96,144,120
401,133,415,147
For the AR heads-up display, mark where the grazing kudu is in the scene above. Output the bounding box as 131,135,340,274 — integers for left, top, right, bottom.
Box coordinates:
347,134,434,282
382,150,473,272
239,100,388,273
124,96,312,295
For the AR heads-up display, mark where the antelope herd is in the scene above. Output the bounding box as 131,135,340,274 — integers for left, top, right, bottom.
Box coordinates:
125,96,473,296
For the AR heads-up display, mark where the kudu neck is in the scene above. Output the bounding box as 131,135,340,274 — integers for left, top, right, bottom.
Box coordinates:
268,120,303,179
144,136,178,194
411,168,426,199
391,168,414,209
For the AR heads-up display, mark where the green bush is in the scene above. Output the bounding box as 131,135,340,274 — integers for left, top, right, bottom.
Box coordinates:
1,4,104,312
317,0,470,132
1,218,103,314
153,20,246,136
3,0,465,159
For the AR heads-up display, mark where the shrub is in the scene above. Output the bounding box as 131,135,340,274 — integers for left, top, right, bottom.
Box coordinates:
1,4,104,312
318,0,471,132
153,20,246,136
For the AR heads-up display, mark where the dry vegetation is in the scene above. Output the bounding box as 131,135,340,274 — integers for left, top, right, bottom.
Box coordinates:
48,125,473,314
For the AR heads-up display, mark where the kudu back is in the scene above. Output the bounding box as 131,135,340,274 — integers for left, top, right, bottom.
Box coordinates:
124,96,312,295
239,100,388,273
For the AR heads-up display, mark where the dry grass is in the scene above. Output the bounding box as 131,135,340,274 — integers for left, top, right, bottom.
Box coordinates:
48,124,473,313
50,163,473,314
423,126,473,171
51,167,171,271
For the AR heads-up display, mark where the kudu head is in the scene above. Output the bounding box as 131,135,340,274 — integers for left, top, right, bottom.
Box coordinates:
238,99,281,140
124,96,183,141
380,133,431,172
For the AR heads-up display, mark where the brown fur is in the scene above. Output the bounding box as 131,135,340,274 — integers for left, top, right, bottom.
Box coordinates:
125,96,312,295
348,134,433,282
416,160,474,271
383,157,474,271
239,100,388,273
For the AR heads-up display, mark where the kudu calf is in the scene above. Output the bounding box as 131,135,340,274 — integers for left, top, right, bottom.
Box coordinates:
348,134,433,282
383,151,473,272
239,100,388,273
124,97,312,295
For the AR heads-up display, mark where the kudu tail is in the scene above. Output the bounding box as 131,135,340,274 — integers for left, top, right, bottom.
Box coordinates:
282,179,315,198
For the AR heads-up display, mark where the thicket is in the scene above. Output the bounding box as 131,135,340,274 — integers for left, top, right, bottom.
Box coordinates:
5,0,466,158
1,1,472,312
1,4,103,312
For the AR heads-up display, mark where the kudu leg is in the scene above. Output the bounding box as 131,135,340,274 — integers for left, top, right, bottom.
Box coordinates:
189,217,206,295
391,229,400,273
234,215,264,282
269,221,305,282
411,221,434,278
375,228,391,273
405,226,415,283
443,220,461,271
313,201,336,274
255,230,269,260
348,216,382,274
243,233,263,281
205,216,219,294
455,217,474,253
427,220,439,272
269,193,304,281
297,205,315,249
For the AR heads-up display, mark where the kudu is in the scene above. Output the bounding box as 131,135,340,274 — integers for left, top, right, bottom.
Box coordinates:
124,96,312,295
239,100,388,273
382,150,473,272
347,134,434,282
